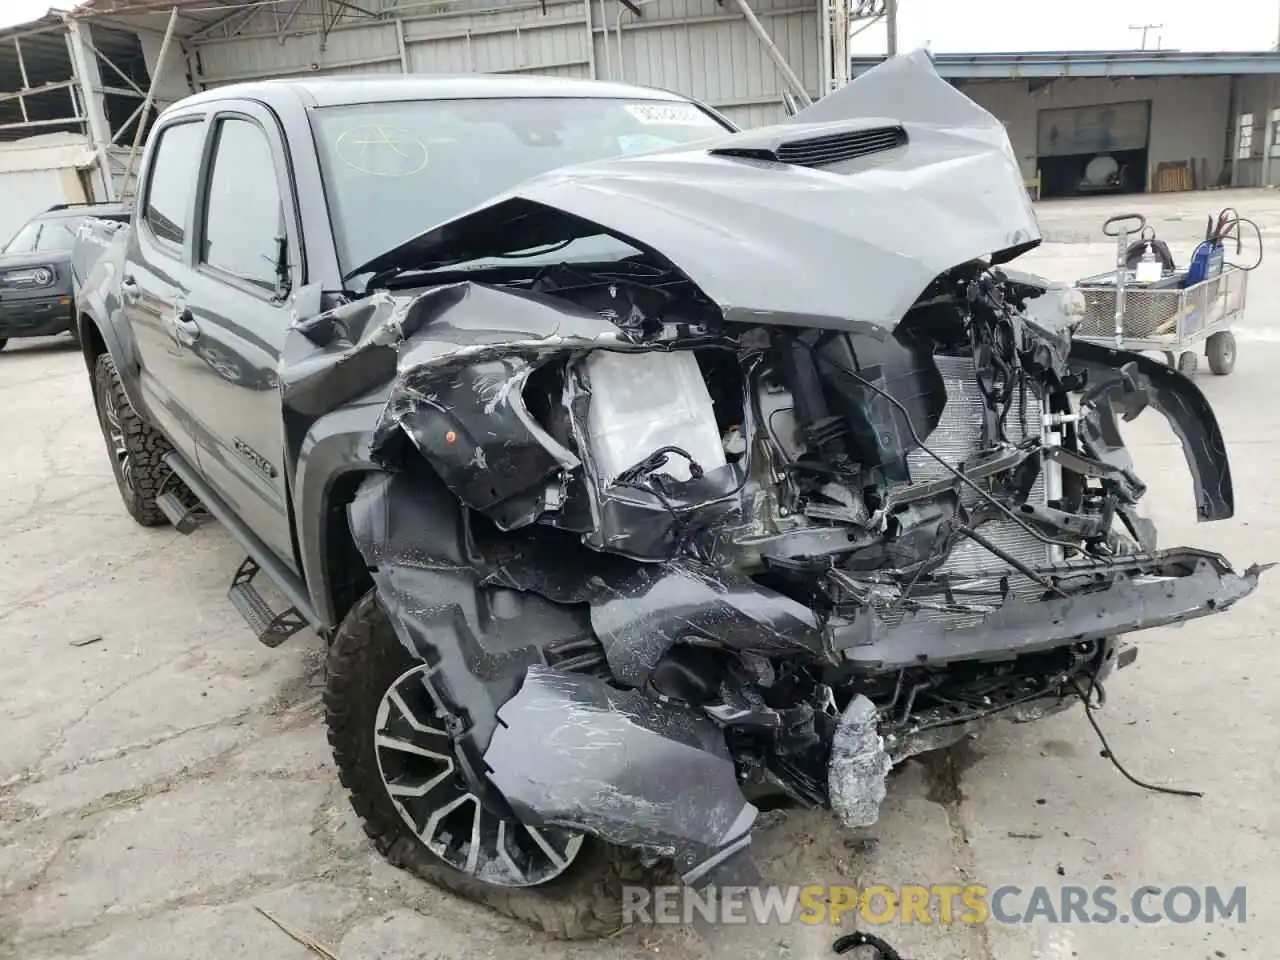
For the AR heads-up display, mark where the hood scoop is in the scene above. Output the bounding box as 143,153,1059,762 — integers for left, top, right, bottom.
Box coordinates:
711,125,908,168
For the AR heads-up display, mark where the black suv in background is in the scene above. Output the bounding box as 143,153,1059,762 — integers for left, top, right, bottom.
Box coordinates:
0,202,130,352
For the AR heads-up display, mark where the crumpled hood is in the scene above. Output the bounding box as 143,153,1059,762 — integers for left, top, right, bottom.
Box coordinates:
353,50,1041,331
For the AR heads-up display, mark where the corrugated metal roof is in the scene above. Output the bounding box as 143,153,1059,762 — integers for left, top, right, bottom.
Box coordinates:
851,50,1280,79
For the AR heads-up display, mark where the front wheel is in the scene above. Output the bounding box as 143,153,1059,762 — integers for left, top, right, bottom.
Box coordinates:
323,591,653,939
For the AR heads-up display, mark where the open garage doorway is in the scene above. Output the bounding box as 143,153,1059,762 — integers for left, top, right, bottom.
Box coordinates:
1036,100,1151,198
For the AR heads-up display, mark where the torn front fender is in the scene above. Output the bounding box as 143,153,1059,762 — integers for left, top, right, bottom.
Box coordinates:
284,281,637,532
484,666,758,883
1069,341,1233,520
370,284,632,527
347,469,598,788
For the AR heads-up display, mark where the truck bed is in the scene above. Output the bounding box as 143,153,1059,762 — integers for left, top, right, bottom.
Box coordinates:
72,217,130,297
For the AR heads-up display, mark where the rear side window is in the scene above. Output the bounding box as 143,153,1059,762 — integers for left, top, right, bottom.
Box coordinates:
200,118,284,290
144,121,205,246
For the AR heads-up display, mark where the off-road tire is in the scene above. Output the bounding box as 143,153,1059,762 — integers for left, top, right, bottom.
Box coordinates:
92,353,172,527
324,591,658,939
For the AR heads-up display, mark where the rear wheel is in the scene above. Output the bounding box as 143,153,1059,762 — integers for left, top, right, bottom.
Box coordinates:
91,353,172,527
324,591,655,939
1177,351,1198,377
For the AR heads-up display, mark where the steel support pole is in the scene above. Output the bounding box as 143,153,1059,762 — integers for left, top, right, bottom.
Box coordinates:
64,17,115,200
730,0,812,106
123,6,179,197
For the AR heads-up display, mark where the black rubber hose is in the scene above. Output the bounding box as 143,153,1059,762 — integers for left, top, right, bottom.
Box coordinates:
832,930,904,959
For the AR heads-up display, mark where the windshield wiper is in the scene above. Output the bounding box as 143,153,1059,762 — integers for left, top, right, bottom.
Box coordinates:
366,238,593,290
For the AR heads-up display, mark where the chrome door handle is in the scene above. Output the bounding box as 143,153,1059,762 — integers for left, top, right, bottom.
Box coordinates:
171,309,201,347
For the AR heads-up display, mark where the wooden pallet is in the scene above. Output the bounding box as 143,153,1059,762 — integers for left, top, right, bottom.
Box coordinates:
1153,161,1194,193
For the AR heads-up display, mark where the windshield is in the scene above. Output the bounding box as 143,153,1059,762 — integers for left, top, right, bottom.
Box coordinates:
3,221,41,254
34,218,82,253
310,96,729,275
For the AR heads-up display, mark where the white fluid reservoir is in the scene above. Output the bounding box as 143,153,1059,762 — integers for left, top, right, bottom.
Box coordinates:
583,350,727,485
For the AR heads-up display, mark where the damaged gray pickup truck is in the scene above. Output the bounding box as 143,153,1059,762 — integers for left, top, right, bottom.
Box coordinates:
74,51,1262,937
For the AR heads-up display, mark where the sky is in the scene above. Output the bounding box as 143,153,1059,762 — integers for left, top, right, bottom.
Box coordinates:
2,0,1279,51
848,0,1280,54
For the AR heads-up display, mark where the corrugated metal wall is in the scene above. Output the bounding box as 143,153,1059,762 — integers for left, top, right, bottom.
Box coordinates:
1232,75,1280,187
961,76,1231,188
0,167,84,244
188,0,821,129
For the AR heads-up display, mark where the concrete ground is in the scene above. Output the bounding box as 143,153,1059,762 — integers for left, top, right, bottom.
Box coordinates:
1,188,1277,960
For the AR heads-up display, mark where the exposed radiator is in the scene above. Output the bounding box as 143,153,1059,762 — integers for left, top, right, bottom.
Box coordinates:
900,354,1051,621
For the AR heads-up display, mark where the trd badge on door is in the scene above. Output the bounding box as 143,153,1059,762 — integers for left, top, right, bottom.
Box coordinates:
233,438,278,480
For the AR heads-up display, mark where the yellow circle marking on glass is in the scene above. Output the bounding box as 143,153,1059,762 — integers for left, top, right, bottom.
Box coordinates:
334,126,429,177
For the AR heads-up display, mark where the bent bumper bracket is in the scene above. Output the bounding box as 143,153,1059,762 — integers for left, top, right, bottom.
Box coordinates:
830,551,1265,670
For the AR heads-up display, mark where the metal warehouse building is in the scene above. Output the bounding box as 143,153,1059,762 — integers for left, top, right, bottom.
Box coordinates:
10,6,1280,241
0,0,862,240
849,50,1280,199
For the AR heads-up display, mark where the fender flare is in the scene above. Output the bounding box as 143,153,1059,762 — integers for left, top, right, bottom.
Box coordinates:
76,274,147,419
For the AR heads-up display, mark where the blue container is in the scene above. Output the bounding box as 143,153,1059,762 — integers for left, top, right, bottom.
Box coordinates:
1186,241,1225,285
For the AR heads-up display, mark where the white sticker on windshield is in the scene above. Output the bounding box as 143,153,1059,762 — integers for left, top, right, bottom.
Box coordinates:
617,134,680,154
624,102,712,126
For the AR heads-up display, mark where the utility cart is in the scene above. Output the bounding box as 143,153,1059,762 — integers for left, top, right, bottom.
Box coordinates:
1072,213,1248,376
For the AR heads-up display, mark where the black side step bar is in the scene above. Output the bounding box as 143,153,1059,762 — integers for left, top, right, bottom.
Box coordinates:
229,557,308,647
162,452,322,643
155,488,210,534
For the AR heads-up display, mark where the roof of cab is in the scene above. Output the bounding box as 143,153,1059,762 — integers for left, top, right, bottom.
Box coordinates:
171,74,689,113
40,202,132,220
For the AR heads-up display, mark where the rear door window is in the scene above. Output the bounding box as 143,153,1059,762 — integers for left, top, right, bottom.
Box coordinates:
143,120,205,247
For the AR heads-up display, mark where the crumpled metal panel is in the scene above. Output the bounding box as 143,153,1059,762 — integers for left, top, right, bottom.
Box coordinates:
829,550,1263,671
828,694,892,829
347,470,596,778
1068,340,1234,521
283,282,636,529
484,666,757,878
349,51,1039,332
589,559,826,688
